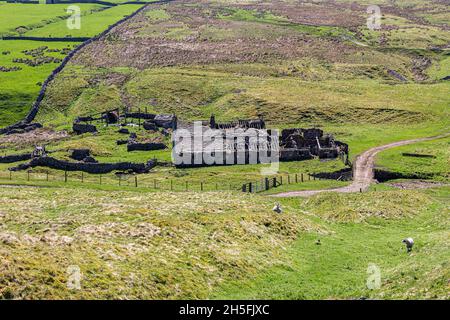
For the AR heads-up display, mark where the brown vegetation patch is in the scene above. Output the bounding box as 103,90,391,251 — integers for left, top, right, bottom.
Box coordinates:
0,128,69,149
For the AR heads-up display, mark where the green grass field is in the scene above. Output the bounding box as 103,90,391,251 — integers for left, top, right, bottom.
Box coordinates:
0,3,106,37
214,187,450,299
23,5,142,38
0,40,78,125
0,3,145,126
0,0,449,300
0,183,448,299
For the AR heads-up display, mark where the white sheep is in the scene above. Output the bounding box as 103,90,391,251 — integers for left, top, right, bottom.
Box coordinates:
272,203,282,214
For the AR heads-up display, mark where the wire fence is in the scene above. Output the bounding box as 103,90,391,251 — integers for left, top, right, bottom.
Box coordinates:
0,170,334,193
241,172,321,193
0,170,242,192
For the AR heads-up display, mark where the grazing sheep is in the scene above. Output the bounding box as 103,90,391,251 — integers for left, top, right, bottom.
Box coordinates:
402,237,414,252
272,203,282,214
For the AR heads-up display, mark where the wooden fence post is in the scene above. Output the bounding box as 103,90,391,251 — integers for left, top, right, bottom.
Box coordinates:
301,173,304,182
64,170,67,183
135,176,138,188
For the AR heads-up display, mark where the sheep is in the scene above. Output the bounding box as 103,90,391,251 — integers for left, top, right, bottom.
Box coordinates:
402,237,414,252
272,203,282,214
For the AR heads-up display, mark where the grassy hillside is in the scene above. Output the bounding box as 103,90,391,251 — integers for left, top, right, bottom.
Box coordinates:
0,41,77,126
0,3,105,37
23,5,142,38
0,184,448,299
0,2,145,126
215,187,450,299
0,185,317,299
0,0,449,301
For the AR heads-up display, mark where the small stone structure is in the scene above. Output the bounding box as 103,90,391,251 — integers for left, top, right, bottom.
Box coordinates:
127,142,167,152
209,114,265,129
73,123,97,135
70,149,91,161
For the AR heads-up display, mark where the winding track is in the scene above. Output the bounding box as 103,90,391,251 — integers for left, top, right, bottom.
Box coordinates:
271,133,450,198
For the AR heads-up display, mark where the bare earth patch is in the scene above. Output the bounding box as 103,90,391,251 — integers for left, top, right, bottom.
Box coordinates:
0,128,69,149
387,180,449,190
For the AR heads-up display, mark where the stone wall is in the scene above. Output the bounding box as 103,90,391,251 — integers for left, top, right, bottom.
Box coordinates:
10,156,156,174
73,123,97,134
0,153,32,163
127,142,167,152
0,2,168,134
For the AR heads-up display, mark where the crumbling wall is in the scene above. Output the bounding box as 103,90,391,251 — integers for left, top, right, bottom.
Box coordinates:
0,153,32,163
127,142,167,152
73,123,97,135
10,157,156,174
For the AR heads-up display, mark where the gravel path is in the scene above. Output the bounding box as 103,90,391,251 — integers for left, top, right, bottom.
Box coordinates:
271,133,450,198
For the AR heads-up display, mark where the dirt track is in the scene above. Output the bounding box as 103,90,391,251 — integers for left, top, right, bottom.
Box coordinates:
271,133,450,198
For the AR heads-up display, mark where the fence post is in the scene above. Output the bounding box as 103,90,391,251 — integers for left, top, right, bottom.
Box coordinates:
46,171,49,181
313,174,316,181
288,175,290,184
272,177,276,188
249,182,253,193
9,171,12,180
99,175,102,185
119,176,121,186
201,182,203,191
301,173,304,182
265,177,269,190
242,184,247,192
280,176,283,185
185,181,188,191
295,173,298,183
27,171,30,181
216,183,218,190
138,108,141,128
170,180,173,191
81,172,84,183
